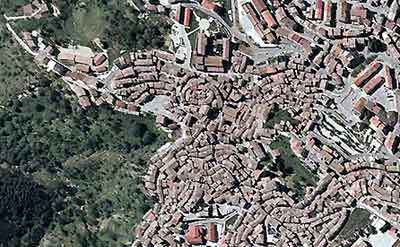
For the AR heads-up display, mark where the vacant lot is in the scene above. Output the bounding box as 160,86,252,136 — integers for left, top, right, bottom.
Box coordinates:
63,0,108,46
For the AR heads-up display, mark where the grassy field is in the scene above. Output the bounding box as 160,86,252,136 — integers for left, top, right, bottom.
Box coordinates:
270,136,317,198
64,0,108,46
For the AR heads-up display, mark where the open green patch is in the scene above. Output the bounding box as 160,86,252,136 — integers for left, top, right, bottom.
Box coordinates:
337,208,371,241
264,109,298,129
270,136,317,198
64,0,107,46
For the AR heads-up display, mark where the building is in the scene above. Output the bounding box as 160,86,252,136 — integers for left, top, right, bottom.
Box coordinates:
353,97,367,115
93,53,107,66
205,57,223,70
197,32,207,56
75,55,92,66
261,9,278,28
363,76,384,95
323,0,333,25
384,65,395,89
353,62,382,87
222,38,231,61
184,7,191,27
384,131,400,153
58,52,75,65
186,225,205,245
315,0,324,20
175,5,182,22
207,223,218,242
337,0,350,23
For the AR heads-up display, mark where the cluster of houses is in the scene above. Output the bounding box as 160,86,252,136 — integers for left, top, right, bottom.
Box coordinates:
41,37,399,246
7,0,400,245
57,49,108,74
103,47,397,246
242,0,278,43
191,32,232,73
305,0,370,26
349,60,400,154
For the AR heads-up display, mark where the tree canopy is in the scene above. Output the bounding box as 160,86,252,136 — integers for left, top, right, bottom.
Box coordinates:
0,84,168,246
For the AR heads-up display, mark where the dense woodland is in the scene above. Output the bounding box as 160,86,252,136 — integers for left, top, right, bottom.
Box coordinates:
0,85,168,246
0,169,55,247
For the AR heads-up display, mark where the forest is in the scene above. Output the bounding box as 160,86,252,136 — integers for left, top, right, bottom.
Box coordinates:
0,1,171,246
0,84,168,246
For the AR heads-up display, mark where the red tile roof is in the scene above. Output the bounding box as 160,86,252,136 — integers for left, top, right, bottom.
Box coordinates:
207,223,218,242
186,225,205,245
261,9,278,28
315,0,324,20
353,62,382,87
184,8,191,27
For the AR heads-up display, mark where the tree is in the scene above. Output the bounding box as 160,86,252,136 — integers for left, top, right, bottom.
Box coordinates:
368,38,387,53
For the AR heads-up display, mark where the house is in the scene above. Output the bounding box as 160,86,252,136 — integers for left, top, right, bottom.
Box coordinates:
315,0,324,20
175,5,182,22
350,4,368,24
222,38,231,61
186,225,205,245
207,223,218,242
251,0,267,12
384,131,400,153
93,53,107,66
75,55,92,66
323,0,332,26
76,64,91,73
22,4,34,16
184,8,191,27
223,106,238,123
353,97,367,115
204,56,224,67
363,76,384,95
353,62,382,87
201,0,221,11
384,65,395,89
337,0,350,23
261,9,278,28
58,52,75,65
243,3,262,27
197,32,207,56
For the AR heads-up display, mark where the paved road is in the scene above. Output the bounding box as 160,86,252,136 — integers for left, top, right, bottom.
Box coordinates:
100,65,119,90
4,8,42,21
6,23,37,56
182,2,249,43
175,22,192,70
127,0,141,11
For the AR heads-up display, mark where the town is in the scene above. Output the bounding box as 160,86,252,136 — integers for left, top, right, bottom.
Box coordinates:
3,0,400,246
